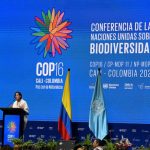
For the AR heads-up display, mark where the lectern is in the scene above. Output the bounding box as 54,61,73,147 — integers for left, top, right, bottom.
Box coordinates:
0,108,28,147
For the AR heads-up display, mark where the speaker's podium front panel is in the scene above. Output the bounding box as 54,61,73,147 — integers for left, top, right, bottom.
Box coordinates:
0,108,28,147
3,115,20,147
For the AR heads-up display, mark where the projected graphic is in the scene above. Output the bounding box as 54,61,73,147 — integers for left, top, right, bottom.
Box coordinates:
0,0,150,123
31,9,72,58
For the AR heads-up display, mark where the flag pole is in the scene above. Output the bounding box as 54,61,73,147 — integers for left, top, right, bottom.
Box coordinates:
98,68,101,75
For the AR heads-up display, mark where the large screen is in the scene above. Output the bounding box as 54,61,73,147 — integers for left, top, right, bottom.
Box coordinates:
0,0,150,123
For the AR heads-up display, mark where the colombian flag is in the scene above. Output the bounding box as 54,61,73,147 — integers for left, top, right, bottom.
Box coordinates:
58,69,72,140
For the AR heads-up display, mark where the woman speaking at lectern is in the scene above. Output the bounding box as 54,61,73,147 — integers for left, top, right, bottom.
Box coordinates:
12,91,29,130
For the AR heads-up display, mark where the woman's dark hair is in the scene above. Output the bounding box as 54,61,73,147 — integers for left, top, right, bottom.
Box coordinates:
14,91,22,99
95,139,103,146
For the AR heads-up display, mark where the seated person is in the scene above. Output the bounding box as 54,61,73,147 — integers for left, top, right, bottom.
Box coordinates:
92,139,103,150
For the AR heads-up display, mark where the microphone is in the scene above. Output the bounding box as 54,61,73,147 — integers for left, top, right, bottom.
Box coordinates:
8,99,15,108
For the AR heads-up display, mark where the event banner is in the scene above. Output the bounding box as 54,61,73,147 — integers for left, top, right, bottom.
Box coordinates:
4,115,20,146
0,0,150,123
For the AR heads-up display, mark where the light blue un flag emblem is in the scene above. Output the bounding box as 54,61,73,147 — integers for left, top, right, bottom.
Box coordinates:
89,69,108,140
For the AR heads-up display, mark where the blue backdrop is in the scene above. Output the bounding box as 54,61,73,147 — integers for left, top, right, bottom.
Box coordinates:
0,0,150,123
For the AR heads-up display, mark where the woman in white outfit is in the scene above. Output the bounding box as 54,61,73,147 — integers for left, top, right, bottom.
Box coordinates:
12,91,29,130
